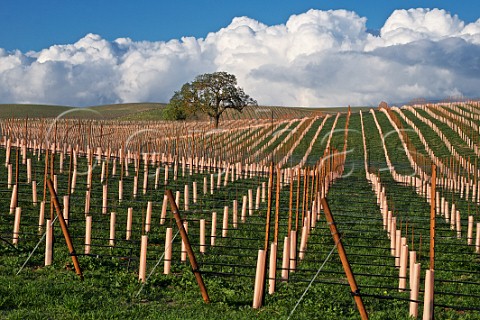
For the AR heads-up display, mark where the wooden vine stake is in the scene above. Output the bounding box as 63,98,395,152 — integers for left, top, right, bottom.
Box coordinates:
424,164,436,320
398,238,408,291
260,162,275,304
138,235,148,283
211,212,217,246
199,219,206,253
281,236,290,280
63,196,69,226
409,262,421,318
467,216,473,245
85,215,92,254
165,189,210,303
320,197,368,320
193,182,197,203
45,219,53,266
9,185,17,214
409,251,417,290
233,200,238,228
423,270,434,320
160,195,168,225
476,222,480,254
38,201,45,235
181,221,188,262
289,230,297,272
241,196,247,222
252,249,266,309
46,178,83,280
32,181,37,206
268,242,277,294
164,228,173,274
145,201,152,233
126,207,133,240
109,212,116,247
221,206,229,237
12,207,22,245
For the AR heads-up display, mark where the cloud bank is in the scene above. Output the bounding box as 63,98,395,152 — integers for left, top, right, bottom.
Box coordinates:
1,8,479,107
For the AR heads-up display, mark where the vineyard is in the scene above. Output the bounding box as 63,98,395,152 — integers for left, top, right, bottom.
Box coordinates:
0,102,479,319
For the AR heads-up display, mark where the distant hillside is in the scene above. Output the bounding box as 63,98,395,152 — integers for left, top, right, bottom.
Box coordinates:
88,103,166,119
0,104,74,119
0,103,164,120
118,104,321,121
0,103,350,121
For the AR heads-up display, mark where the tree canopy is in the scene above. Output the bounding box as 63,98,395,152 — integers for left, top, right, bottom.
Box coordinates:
164,72,257,127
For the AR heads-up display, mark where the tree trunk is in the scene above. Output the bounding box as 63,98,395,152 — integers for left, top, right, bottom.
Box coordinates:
214,114,220,129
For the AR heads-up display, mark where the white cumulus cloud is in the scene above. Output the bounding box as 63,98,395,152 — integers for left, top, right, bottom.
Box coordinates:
0,8,479,107
380,8,464,45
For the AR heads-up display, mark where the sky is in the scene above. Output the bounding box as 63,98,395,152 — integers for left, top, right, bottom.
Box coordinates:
0,0,479,107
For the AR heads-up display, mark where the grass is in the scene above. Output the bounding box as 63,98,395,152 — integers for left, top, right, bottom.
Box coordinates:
0,104,73,119
89,103,166,120
0,103,163,120
0,103,323,122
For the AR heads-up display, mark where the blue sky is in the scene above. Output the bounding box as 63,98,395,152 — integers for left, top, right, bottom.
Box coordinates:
0,0,478,52
0,1,479,107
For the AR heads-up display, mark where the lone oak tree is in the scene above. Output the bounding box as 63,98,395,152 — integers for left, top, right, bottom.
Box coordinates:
168,72,257,128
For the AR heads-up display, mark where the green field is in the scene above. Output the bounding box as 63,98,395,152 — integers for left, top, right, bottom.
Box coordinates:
0,103,164,120
0,103,324,121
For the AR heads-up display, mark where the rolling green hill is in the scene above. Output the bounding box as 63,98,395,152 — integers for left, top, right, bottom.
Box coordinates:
0,103,164,120
0,104,74,119
88,103,166,119
0,103,364,121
